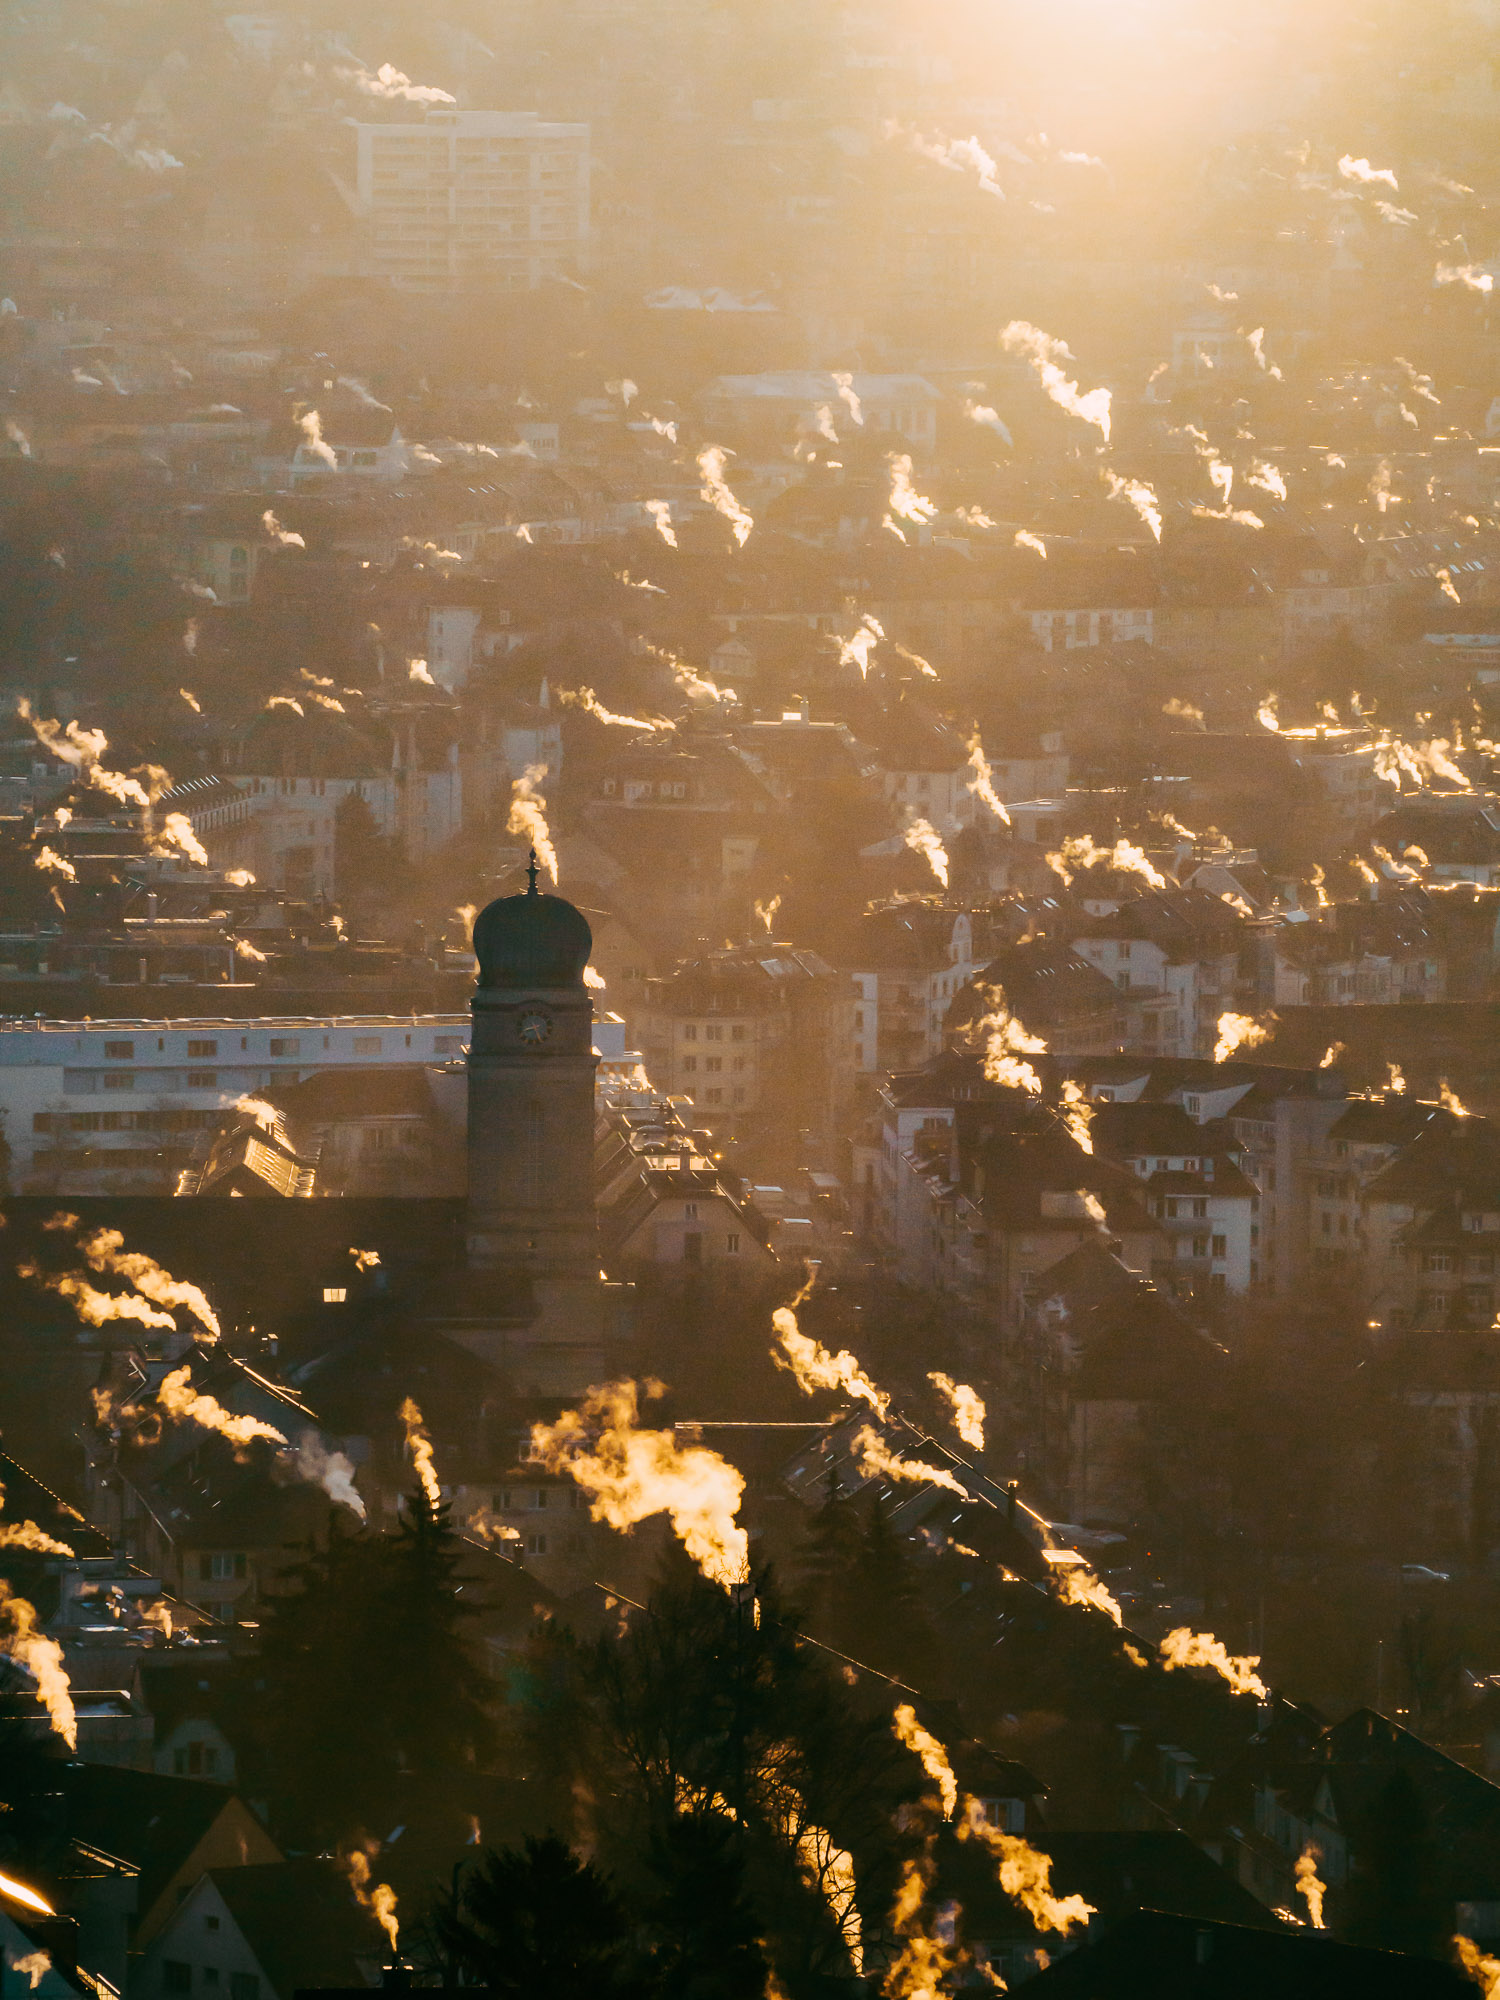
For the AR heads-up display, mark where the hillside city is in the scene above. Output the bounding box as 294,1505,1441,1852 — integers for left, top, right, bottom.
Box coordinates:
6,0,1500,1995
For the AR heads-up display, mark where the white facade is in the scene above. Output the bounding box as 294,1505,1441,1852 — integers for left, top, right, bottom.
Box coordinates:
180,769,464,895
355,109,590,292
1028,606,1154,651
0,1014,470,1192
850,915,975,1074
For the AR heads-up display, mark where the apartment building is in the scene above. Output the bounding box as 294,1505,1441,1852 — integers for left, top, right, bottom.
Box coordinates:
0,1014,470,1193
355,109,590,292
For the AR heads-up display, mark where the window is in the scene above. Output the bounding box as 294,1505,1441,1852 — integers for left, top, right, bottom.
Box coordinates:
205,1917,219,1933
726,1233,741,1254
187,1072,217,1089
102,1071,135,1091
269,1037,300,1057
705,1088,724,1105
353,1036,382,1055
1211,1234,1227,1258
434,1035,463,1054
199,1553,246,1581
682,1024,698,1041
526,1534,548,1556
104,1040,134,1059
705,1025,724,1041
163,1964,192,1995
684,1202,699,1220
732,1057,746,1073
682,1056,697,1074
731,1025,746,1041
1424,1253,1453,1274
1192,1199,1208,1218
1192,1236,1209,1257
323,1286,347,1303
705,1057,723,1073
188,1040,218,1059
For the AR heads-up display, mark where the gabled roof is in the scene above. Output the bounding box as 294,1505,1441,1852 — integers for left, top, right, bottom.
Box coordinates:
198,1859,385,1997
1019,1907,1472,1995
60,1764,276,1922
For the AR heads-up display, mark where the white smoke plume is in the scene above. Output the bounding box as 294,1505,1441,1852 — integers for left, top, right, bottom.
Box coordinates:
529,1379,749,1588
853,1426,968,1497
1214,1012,1273,1062
159,1368,286,1455
772,1275,890,1417
1296,1847,1327,1929
560,687,674,733
297,409,338,469
1245,328,1283,379
696,446,754,547
408,658,436,686
18,700,155,810
1000,322,1112,440
959,1800,1094,1934
1158,1625,1269,1698
839,614,885,679
1047,834,1167,890
1245,460,1288,501
1060,1079,1096,1154
971,989,1047,1095
966,735,1012,826
262,510,305,548
897,125,1007,198
1014,529,1048,557
33,847,75,882
74,1225,220,1341
1102,471,1162,540
507,764,558,883
903,818,950,887
927,1373,985,1450
154,811,210,867
0,1584,75,1747
339,1843,401,1954
342,62,454,105
892,1704,958,1817
886,454,939,528
1339,154,1398,189
288,1431,365,1519
644,500,678,547
400,1397,443,1511
964,400,1013,444
1048,1552,1125,1624
1436,262,1494,293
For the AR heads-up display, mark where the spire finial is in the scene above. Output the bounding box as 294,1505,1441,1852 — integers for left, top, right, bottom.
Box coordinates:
526,847,540,895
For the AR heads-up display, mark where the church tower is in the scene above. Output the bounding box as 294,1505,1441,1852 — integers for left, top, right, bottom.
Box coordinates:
466,852,599,1279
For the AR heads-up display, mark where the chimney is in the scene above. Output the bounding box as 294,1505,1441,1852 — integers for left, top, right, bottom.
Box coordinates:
380,1965,413,1990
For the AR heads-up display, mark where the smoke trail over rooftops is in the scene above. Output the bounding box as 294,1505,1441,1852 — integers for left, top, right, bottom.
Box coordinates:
529,1379,748,1587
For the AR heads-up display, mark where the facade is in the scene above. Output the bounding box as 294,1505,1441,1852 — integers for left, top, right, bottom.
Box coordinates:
638,946,856,1143
843,903,975,1074
0,1014,469,1193
354,109,590,292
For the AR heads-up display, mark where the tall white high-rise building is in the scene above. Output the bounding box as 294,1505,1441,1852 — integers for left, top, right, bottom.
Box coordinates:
354,109,590,291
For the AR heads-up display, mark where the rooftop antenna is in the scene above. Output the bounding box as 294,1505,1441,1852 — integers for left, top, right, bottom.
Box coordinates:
526,847,540,896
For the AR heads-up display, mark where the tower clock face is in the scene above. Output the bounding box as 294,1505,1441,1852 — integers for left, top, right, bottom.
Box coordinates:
518,1008,553,1046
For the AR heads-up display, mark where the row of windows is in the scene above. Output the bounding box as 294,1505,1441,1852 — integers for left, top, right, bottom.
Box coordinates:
681,1024,747,1041
683,1087,746,1107
35,1109,219,1133
162,1964,257,1999
680,1056,749,1074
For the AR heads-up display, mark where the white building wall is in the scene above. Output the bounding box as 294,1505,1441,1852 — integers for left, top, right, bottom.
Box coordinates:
355,109,590,292
0,1014,471,1191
